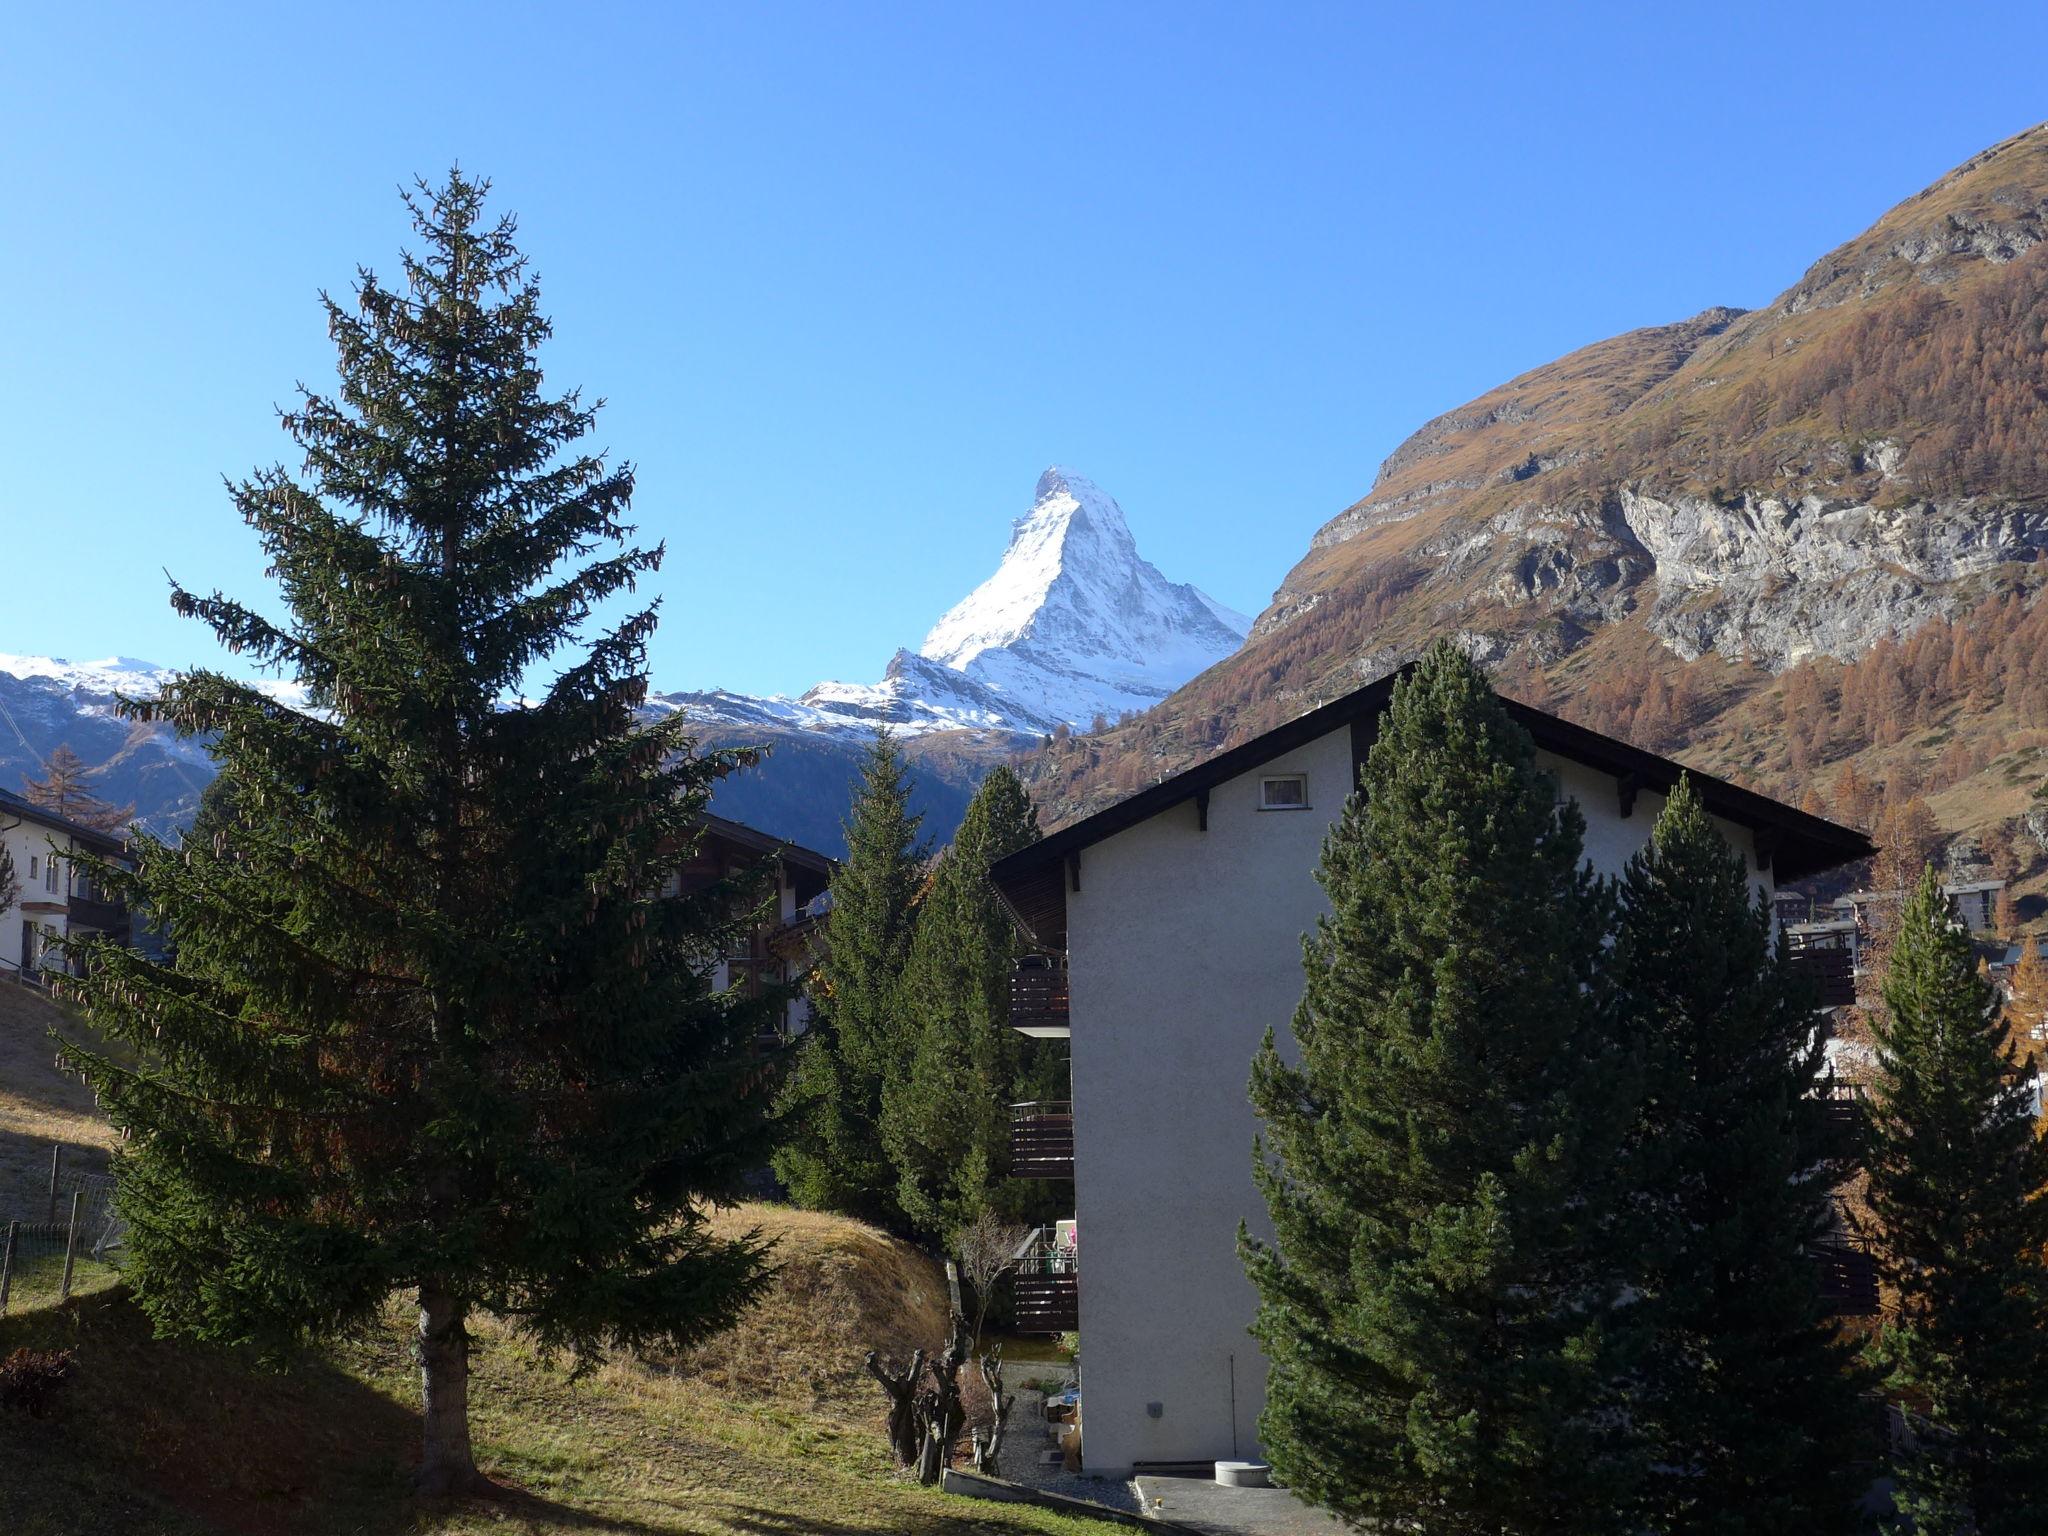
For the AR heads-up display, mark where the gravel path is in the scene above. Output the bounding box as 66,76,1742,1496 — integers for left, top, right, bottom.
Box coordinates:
995,1368,1144,1515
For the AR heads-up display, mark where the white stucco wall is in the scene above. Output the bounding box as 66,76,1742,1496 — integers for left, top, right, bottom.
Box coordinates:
0,815,98,977
1066,730,1774,1475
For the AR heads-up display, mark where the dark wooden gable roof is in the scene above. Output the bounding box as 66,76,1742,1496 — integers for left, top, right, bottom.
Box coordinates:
989,667,1875,948
0,786,131,857
688,813,838,908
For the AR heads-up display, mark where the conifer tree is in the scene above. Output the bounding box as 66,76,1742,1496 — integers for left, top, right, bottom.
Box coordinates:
23,743,134,833
59,173,781,1494
882,766,1040,1236
1609,775,1867,1532
773,731,924,1228
1244,642,1640,1534
1863,869,2048,1535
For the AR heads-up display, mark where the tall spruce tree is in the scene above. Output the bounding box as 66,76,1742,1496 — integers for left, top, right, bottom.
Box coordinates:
1244,642,1641,1534
58,174,782,1494
1609,775,1867,1532
772,731,924,1228
882,765,1041,1236
1863,869,2048,1535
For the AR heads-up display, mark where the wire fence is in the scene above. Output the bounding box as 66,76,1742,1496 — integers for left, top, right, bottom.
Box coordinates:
0,1151,124,1315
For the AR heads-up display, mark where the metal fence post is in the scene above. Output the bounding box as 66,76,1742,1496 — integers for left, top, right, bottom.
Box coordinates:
60,1191,84,1300
0,1221,16,1314
48,1144,62,1222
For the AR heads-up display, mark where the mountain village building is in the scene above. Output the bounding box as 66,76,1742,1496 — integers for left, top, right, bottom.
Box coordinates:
0,787,133,983
665,813,836,1044
989,669,1873,1477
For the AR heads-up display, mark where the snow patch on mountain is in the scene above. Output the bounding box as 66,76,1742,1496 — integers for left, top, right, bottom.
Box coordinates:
0,654,177,695
658,467,1250,738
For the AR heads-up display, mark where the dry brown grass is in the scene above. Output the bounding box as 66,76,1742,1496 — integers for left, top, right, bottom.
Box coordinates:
0,982,115,1223
665,1204,953,1425
0,1281,1119,1536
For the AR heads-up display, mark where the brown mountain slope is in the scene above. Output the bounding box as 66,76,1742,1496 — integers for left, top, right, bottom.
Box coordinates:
1022,125,2048,918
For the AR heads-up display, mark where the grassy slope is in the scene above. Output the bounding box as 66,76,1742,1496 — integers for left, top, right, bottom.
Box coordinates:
0,984,116,1223
0,1211,1117,1536
0,992,1117,1535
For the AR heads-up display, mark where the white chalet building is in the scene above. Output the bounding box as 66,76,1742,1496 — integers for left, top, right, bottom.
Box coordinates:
0,787,133,983
990,668,1873,1477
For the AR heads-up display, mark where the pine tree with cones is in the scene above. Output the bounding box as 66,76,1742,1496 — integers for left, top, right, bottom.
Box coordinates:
59,173,782,1494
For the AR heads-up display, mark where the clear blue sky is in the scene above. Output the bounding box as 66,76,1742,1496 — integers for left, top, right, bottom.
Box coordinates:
5,2,2045,698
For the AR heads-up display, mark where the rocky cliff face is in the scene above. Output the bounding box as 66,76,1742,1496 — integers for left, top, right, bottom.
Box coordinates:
1249,125,2048,685
1028,124,2048,832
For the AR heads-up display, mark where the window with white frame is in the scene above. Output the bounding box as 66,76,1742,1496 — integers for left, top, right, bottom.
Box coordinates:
1259,773,1309,811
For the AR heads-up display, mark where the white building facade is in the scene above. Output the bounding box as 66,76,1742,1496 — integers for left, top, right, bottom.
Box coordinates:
0,787,132,982
991,670,1873,1476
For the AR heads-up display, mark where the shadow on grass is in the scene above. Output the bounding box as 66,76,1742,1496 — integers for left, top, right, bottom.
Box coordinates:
452,1481,671,1534
0,1286,418,1536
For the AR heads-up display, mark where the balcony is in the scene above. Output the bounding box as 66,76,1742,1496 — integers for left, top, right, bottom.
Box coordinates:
1010,1101,1074,1179
66,895,128,938
1815,1084,1865,1165
1010,956,1069,1038
1012,1226,1079,1334
1812,1242,1879,1316
1784,926,1857,1009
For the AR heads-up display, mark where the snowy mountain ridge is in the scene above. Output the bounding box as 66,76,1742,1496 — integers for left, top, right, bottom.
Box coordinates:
656,466,1251,737
1,467,1250,847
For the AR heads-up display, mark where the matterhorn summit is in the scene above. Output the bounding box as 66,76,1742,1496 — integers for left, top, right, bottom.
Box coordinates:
915,467,1250,727
658,467,1251,738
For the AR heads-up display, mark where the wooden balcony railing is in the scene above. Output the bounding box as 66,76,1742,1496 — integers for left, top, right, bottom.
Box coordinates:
1786,943,1857,1008
1010,957,1069,1037
1813,1243,1879,1316
1010,1101,1074,1179
1012,1236,1079,1334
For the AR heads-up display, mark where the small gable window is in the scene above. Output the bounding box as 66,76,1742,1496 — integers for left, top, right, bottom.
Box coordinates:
1259,774,1309,811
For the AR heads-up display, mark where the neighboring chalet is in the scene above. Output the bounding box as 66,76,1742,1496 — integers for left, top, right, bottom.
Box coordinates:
0,787,132,983
667,813,836,1043
1784,876,2011,1006
989,668,1874,1477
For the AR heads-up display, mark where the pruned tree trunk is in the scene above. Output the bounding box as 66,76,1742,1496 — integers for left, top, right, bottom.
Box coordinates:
418,1285,481,1495
865,1347,927,1467
971,1346,1012,1473
916,1329,969,1485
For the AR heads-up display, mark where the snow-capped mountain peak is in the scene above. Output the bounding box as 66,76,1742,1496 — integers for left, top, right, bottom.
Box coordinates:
920,466,1147,671
660,466,1251,738
0,654,176,694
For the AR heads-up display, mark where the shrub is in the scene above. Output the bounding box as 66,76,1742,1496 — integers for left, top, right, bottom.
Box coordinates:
0,1347,75,1417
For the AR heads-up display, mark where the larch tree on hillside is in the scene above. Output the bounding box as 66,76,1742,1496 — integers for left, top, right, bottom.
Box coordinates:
1608,776,1869,1532
23,744,135,833
1243,641,1643,1534
1863,870,2048,1535
60,173,783,1496
882,765,1041,1237
772,730,925,1230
